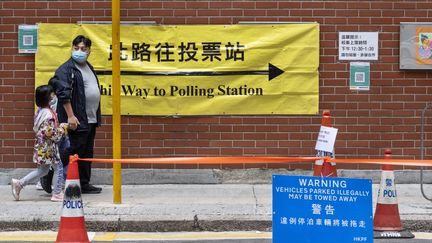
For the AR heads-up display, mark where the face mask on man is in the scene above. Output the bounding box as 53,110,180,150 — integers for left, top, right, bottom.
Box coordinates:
72,50,88,64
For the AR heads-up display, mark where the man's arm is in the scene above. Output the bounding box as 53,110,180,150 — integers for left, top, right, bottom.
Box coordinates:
63,101,80,130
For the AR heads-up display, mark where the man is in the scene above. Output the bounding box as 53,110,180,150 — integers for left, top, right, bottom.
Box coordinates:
47,35,102,194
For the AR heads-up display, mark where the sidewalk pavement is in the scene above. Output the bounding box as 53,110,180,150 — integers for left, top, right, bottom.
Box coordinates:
0,183,431,232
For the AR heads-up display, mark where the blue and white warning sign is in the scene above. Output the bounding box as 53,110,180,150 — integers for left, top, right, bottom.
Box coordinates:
272,175,373,243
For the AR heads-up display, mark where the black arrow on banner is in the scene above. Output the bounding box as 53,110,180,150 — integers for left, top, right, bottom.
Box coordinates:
95,63,284,81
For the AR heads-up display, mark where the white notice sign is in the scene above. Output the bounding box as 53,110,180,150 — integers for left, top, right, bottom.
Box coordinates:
315,126,338,153
339,32,378,60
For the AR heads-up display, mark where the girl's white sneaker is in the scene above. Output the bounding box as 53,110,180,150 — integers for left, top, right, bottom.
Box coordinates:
11,179,22,201
36,181,43,190
51,192,64,202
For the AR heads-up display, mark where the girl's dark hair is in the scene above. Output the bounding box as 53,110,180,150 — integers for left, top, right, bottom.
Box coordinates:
72,35,92,48
35,85,53,107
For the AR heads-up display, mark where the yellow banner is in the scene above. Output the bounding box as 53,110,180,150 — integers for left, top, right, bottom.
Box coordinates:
36,23,319,115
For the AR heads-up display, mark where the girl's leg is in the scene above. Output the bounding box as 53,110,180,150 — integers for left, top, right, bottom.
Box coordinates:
63,164,68,180
20,164,51,187
51,162,64,194
59,137,70,181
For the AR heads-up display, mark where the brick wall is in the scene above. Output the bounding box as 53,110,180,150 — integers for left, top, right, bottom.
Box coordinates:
1,1,432,170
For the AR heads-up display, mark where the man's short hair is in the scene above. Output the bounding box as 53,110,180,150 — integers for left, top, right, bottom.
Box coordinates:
72,35,92,48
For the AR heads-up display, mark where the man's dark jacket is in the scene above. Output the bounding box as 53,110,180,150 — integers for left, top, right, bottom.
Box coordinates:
49,58,101,132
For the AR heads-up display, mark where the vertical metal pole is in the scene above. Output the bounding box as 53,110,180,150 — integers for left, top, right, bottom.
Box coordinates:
112,0,122,204
420,103,432,202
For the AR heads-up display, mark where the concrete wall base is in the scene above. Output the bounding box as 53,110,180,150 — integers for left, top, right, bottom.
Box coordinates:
2,168,432,185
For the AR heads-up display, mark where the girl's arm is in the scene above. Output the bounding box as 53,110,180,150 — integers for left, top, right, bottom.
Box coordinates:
40,119,68,143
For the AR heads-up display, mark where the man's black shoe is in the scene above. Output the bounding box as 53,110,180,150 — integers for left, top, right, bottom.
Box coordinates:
81,184,102,194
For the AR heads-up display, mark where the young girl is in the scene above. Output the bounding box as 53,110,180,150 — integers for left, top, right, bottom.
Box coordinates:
11,85,68,202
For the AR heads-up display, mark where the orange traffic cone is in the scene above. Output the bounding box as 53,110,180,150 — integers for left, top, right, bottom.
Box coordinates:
313,110,337,177
56,155,90,243
373,149,413,239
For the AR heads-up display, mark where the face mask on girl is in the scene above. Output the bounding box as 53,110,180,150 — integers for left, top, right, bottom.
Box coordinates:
71,50,88,64
49,95,58,111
